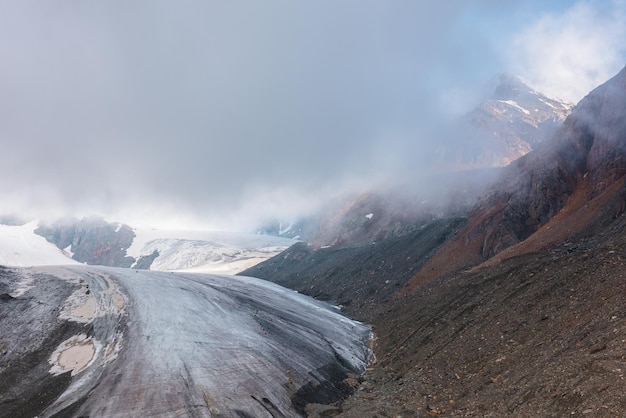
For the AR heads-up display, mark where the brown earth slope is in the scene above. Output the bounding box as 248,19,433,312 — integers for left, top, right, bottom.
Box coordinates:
337,216,626,417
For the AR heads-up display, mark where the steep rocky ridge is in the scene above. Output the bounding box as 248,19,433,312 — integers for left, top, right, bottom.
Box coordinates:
405,66,626,291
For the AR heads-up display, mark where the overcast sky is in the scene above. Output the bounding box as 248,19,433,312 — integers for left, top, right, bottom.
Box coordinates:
0,0,624,230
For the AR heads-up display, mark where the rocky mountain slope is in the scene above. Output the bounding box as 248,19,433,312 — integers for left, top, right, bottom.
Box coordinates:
248,66,626,416
343,66,626,416
242,218,465,322
405,65,626,291
339,223,626,416
455,73,572,168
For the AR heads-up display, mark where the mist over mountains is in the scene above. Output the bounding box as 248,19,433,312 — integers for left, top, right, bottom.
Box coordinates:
255,74,573,248
0,72,573,266
2,53,626,418
2,2,626,416
1,1,623,229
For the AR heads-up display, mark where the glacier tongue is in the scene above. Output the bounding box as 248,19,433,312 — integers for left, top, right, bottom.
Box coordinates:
39,266,371,417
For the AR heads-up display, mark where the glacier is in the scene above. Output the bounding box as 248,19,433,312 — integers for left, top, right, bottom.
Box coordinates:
0,265,371,417
127,227,296,274
0,221,294,274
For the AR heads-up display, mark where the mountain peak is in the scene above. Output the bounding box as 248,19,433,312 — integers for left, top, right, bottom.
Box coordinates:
490,72,534,100
451,73,574,168
406,66,626,290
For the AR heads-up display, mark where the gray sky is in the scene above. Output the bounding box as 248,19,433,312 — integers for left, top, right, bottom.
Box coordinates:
0,0,624,229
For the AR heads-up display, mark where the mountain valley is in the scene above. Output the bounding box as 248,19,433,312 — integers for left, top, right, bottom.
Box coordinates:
1,68,625,417
245,66,626,416
3,2,626,417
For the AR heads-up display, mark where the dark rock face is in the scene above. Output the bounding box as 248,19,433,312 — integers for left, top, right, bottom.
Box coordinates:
133,249,159,270
36,216,135,267
585,70,626,198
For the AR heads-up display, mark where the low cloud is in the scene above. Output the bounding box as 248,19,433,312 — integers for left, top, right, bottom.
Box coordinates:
0,2,623,230
507,0,626,103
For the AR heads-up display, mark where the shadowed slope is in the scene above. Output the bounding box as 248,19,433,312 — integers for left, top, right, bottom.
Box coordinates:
242,218,465,322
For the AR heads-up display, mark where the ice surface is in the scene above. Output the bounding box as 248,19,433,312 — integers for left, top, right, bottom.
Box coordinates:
127,227,295,258
127,227,295,274
135,238,289,274
40,266,371,417
0,222,292,274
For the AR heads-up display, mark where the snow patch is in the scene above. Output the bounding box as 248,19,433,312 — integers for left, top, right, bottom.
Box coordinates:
63,245,74,258
499,100,531,115
0,221,77,267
